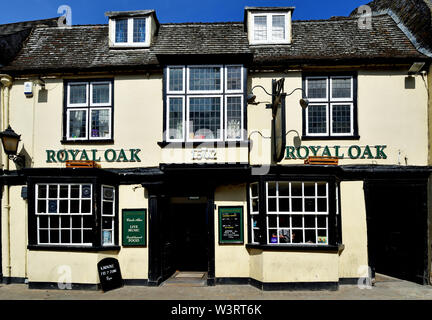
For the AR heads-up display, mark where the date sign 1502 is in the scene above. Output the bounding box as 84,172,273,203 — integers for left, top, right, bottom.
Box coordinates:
192,149,217,161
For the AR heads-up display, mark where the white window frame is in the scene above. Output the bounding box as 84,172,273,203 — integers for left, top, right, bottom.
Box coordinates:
35,184,94,247
67,82,89,107
225,65,244,94
89,107,112,141
305,103,329,137
225,95,244,141
167,66,186,94
110,16,151,48
186,95,224,142
101,185,115,247
265,182,330,246
330,103,354,136
166,96,185,142
305,77,328,102
250,12,290,45
330,76,354,102
90,81,112,107
187,65,224,94
249,183,260,245
66,108,89,141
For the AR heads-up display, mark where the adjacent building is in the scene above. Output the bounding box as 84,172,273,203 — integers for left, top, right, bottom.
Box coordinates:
0,4,431,290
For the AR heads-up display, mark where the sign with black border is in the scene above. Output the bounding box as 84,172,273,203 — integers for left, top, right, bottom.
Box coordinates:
218,206,244,245
122,209,147,247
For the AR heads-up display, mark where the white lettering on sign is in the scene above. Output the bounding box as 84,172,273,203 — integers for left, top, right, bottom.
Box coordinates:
192,149,217,161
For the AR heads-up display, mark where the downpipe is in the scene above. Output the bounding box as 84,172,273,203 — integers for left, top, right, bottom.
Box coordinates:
0,74,13,284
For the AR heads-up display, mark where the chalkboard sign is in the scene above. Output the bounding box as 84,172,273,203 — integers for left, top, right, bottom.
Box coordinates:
97,258,124,292
122,209,147,247
219,207,244,244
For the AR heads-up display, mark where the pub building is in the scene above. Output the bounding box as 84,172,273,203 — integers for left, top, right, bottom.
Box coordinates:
0,3,431,291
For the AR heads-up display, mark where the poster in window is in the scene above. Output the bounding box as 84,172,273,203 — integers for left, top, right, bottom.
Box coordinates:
122,209,146,247
218,207,244,245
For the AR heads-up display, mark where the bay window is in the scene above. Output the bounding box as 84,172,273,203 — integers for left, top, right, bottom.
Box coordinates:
64,80,113,142
303,75,358,139
165,65,246,143
248,179,340,247
29,178,118,249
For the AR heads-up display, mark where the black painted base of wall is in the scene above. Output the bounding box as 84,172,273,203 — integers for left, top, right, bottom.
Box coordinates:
28,279,148,291
2,277,27,284
339,278,362,285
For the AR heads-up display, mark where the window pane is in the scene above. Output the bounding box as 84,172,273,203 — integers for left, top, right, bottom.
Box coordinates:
227,66,242,91
279,182,290,196
68,110,87,139
254,16,267,40
279,216,290,228
279,229,290,244
37,200,47,214
332,77,351,99
82,185,92,198
189,67,221,91
133,18,146,43
189,97,221,140
115,19,128,43
91,109,110,138
292,230,304,244
38,185,47,198
307,78,327,99
168,98,183,140
279,198,290,212
48,185,58,199
71,186,80,198
81,200,91,214
69,84,87,105
272,15,285,40
92,83,110,104
59,200,68,214
308,104,327,134
103,187,114,201
268,215,277,228
60,185,69,198
332,104,352,134
251,183,259,198
103,202,113,216
226,96,242,140
169,68,184,92
305,230,316,244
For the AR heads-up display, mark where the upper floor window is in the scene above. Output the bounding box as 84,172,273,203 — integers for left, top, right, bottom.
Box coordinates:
64,80,114,142
165,65,245,142
251,12,290,44
110,17,150,47
303,75,358,139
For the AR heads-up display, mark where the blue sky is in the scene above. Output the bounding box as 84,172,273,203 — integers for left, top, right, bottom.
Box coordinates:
1,0,369,25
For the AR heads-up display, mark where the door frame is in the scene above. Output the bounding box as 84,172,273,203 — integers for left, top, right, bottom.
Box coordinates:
148,189,215,286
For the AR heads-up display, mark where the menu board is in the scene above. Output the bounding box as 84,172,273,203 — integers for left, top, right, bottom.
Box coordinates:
122,209,146,247
219,207,244,244
97,257,124,292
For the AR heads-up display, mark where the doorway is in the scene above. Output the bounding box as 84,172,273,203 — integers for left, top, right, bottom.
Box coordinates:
365,180,429,285
170,202,209,272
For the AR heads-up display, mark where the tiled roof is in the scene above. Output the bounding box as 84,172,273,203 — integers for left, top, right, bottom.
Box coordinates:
0,18,58,66
155,22,250,56
252,14,426,65
2,13,428,73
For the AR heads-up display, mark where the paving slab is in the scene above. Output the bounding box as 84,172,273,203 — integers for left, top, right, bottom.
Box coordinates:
0,277,432,300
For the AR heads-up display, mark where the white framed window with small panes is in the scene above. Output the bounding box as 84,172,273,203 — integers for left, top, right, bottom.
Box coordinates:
110,16,150,47
165,65,245,142
34,183,117,247
304,76,356,138
249,182,260,244
65,80,113,141
251,12,290,44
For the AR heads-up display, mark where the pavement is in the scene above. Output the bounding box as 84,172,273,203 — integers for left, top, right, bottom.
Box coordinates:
0,274,432,300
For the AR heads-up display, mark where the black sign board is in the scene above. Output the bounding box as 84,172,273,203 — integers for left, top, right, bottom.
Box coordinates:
272,79,287,163
97,258,124,292
218,207,244,244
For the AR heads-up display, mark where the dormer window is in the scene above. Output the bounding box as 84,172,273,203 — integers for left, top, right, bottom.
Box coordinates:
245,7,294,45
106,10,159,48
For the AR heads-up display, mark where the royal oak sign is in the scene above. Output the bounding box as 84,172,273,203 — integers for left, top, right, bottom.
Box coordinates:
46,149,142,163
286,145,388,160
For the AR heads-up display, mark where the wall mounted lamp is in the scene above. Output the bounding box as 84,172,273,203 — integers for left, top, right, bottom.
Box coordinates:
247,86,309,110
0,126,25,167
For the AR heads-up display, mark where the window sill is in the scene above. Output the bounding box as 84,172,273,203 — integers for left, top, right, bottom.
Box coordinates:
27,245,121,252
157,141,251,148
301,136,360,141
61,139,115,145
246,244,344,253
